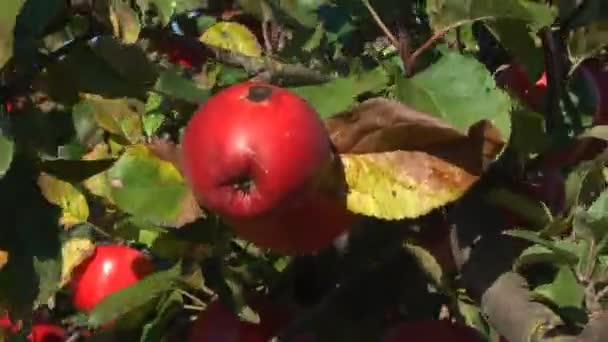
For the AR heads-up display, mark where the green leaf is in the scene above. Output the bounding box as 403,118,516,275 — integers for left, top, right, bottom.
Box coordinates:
395,49,512,149
88,262,182,327
504,229,579,264
486,188,552,229
534,266,585,308
485,20,545,80
106,144,203,227
564,157,607,210
572,206,608,243
0,127,14,180
290,66,389,118
78,94,145,144
0,0,25,68
426,0,556,33
154,68,211,104
140,290,183,342
44,42,151,101
515,241,583,270
567,2,608,61
136,0,202,25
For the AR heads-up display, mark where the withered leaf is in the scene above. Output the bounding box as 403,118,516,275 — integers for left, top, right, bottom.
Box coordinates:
325,97,466,154
326,97,506,175
330,98,506,219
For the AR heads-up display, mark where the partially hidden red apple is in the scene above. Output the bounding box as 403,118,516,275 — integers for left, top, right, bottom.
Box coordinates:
382,320,484,342
0,314,20,334
156,35,208,69
27,324,67,342
495,63,547,112
69,245,155,312
579,58,608,125
188,295,314,342
180,81,356,254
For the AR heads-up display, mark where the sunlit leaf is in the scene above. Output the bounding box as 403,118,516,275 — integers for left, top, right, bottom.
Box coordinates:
106,144,203,227
341,151,477,219
78,94,145,144
38,173,90,229
110,0,141,44
200,22,262,57
395,49,511,154
59,237,95,288
291,67,389,118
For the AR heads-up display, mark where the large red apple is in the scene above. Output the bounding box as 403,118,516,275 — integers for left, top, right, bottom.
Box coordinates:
180,81,356,254
69,245,155,312
382,320,484,342
188,295,314,342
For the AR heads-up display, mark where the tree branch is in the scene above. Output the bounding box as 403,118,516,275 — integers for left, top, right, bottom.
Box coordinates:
208,46,332,84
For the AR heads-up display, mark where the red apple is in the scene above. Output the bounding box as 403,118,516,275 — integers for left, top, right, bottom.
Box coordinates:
579,58,608,125
188,295,313,342
180,81,356,254
27,324,66,342
69,245,155,312
156,35,208,69
0,314,20,334
495,63,546,112
382,320,484,342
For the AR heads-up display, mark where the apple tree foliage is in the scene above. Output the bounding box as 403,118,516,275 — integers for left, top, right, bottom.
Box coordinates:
0,0,607,341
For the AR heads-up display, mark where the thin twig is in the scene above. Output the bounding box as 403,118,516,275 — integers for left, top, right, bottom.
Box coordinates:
184,304,206,311
178,288,208,307
361,0,399,48
405,29,448,74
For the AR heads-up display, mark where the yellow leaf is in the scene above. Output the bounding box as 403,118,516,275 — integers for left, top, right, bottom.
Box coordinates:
80,93,145,144
60,237,95,288
200,22,262,57
83,143,115,203
341,151,477,220
38,173,90,228
110,0,141,44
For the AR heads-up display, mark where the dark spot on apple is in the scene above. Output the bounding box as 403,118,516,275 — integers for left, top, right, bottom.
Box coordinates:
230,175,255,193
247,85,273,102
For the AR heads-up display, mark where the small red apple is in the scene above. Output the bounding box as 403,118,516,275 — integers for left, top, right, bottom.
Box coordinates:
27,324,66,342
188,295,313,342
180,81,356,254
156,35,208,69
0,314,20,334
69,245,155,312
382,320,483,342
495,63,547,112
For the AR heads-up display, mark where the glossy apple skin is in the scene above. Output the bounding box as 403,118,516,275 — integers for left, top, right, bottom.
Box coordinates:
27,324,67,342
180,81,355,254
187,296,314,342
382,320,484,342
69,245,155,312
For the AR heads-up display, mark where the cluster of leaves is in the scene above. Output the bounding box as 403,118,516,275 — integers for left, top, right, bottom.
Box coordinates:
0,0,606,341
